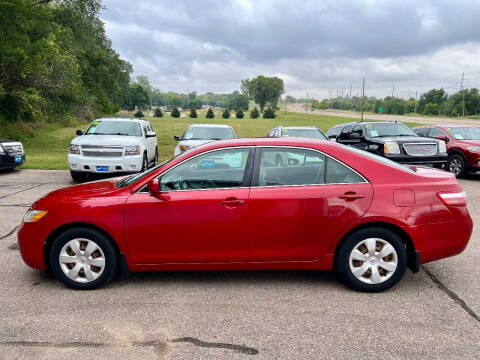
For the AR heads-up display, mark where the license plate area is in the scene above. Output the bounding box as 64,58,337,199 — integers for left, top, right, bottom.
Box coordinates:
14,155,22,163
96,166,109,172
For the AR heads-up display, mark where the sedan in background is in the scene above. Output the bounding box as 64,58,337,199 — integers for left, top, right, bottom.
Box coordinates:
266,126,328,140
414,125,480,177
173,123,236,155
18,138,472,292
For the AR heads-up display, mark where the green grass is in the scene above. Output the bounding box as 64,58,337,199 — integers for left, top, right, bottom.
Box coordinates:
18,111,422,170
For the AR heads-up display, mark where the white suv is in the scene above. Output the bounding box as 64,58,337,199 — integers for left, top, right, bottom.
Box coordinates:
173,124,236,156
68,118,158,181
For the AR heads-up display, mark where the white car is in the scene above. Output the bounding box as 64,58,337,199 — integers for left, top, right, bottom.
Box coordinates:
173,124,236,156
68,118,158,181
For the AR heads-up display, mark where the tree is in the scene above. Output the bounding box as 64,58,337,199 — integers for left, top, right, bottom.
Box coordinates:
236,110,244,119
418,89,447,113
222,109,230,119
263,107,276,118
285,95,296,103
171,107,180,118
189,107,197,118
241,75,285,112
250,107,260,118
124,83,148,110
154,108,163,117
134,110,144,117
423,103,439,115
226,93,249,111
206,107,215,118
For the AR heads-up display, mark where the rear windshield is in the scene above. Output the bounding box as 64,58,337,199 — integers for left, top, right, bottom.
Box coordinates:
365,123,416,138
183,127,235,140
281,128,328,140
446,127,480,140
86,121,142,137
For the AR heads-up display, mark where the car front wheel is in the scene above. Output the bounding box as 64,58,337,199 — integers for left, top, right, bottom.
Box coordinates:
448,154,466,178
335,227,407,292
49,228,117,290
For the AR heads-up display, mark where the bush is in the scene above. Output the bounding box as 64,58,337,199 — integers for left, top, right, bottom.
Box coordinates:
222,109,230,119
250,107,260,119
423,103,439,115
263,107,276,118
134,110,144,118
236,110,244,119
154,108,163,117
189,107,198,118
206,107,215,118
171,107,180,118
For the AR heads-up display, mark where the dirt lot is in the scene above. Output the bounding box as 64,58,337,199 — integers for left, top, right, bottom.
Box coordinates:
0,170,479,359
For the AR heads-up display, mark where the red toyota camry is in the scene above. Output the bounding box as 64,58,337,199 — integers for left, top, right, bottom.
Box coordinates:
17,138,472,292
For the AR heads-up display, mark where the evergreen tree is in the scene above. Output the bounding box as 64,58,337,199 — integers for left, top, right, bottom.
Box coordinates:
263,107,276,118
236,110,244,119
222,109,230,119
189,107,198,118
250,107,260,118
206,107,215,118
154,108,163,117
134,110,144,118
171,107,180,118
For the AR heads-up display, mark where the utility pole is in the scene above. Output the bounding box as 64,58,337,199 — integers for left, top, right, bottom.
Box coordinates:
349,83,352,99
391,84,395,98
284,96,287,115
360,78,365,122
305,92,308,112
461,72,465,117
414,90,418,113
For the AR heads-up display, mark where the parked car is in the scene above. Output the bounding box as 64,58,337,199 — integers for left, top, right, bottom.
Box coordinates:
0,139,25,170
68,118,158,182
413,125,480,177
173,123,236,156
18,138,472,292
326,123,355,140
329,121,448,166
266,126,328,140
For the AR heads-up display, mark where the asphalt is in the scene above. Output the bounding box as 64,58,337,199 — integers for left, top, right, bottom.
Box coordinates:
0,169,479,359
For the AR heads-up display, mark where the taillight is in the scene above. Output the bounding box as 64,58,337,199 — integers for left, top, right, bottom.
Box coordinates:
437,191,467,206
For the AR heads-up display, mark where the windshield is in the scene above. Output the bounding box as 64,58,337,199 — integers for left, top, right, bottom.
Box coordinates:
117,157,175,188
86,120,142,136
183,126,235,140
446,127,480,140
365,123,416,138
281,128,328,140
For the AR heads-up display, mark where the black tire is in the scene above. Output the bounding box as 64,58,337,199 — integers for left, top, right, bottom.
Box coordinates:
153,148,158,167
141,152,148,172
70,171,87,182
334,227,408,292
447,153,467,178
49,228,118,290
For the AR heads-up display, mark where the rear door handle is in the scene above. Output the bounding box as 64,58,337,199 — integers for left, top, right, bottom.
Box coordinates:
338,192,365,201
221,197,245,208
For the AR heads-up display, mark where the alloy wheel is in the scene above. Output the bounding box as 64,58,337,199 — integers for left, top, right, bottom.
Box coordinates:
59,238,106,283
449,156,464,176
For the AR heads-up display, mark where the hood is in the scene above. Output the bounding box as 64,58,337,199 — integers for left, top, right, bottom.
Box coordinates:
178,139,216,148
370,136,438,144
455,139,480,146
71,134,141,146
0,138,19,144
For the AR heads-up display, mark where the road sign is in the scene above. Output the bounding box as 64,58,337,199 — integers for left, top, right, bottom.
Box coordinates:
378,106,384,113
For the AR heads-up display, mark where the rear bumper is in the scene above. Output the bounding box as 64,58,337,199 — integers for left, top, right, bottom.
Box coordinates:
68,154,143,173
0,153,25,168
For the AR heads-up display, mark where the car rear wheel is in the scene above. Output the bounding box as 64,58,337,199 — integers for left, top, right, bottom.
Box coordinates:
335,227,407,292
448,154,466,178
49,228,117,290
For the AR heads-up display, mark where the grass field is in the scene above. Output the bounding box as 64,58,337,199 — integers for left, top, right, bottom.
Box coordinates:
19,111,422,170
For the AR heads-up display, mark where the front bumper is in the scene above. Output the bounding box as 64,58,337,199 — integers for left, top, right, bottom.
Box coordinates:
0,153,25,169
385,153,448,165
68,154,143,173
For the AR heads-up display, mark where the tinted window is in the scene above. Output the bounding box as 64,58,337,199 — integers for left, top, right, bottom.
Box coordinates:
160,148,250,191
413,128,428,137
352,125,363,136
326,158,365,184
338,125,353,140
258,148,325,186
281,128,327,140
183,126,235,140
86,121,142,136
429,128,446,138
326,127,341,138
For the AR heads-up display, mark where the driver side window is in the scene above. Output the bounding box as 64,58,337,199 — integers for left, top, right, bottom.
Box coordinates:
160,148,250,191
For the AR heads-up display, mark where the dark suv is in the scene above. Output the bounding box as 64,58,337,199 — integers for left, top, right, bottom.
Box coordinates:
328,122,448,165
414,125,480,177
0,139,25,170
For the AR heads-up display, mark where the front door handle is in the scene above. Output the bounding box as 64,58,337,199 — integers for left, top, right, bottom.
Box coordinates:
338,192,365,202
221,197,245,208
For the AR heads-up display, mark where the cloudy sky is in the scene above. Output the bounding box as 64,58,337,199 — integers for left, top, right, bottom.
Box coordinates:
100,0,480,99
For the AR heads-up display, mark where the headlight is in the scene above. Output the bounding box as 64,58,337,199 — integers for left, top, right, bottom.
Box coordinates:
0,146,4,154
24,210,48,223
384,141,400,155
467,146,480,153
70,144,80,154
438,140,447,153
179,145,190,152
125,145,140,155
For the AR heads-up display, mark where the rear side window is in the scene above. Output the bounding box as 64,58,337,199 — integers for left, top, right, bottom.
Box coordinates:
338,126,353,140
326,158,365,184
429,128,445,138
413,128,428,137
352,125,363,136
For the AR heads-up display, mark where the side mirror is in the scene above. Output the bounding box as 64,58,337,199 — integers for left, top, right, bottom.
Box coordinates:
146,131,156,138
174,135,181,141
349,133,362,140
76,129,84,136
147,179,170,201
436,135,449,143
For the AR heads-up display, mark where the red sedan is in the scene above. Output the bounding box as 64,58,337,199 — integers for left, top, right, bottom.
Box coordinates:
17,138,472,292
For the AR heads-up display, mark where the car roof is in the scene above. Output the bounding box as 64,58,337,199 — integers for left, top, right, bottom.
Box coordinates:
279,126,318,130
188,123,232,128
93,117,146,123
416,124,476,128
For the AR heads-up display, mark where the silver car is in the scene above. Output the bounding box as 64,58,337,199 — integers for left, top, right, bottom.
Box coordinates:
173,124,236,156
266,126,328,140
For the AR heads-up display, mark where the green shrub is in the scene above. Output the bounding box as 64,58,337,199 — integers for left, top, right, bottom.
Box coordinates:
154,108,163,117
206,107,215,118
134,110,144,118
236,110,244,119
250,107,260,118
189,107,198,118
423,103,439,115
171,107,180,118
263,107,276,118
222,109,230,119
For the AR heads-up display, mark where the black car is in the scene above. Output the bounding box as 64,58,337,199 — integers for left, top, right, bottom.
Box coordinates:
0,139,25,170
328,122,448,165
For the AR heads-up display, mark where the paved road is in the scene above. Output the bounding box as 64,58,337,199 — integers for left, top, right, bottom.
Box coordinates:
1,170,479,359
289,104,480,126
